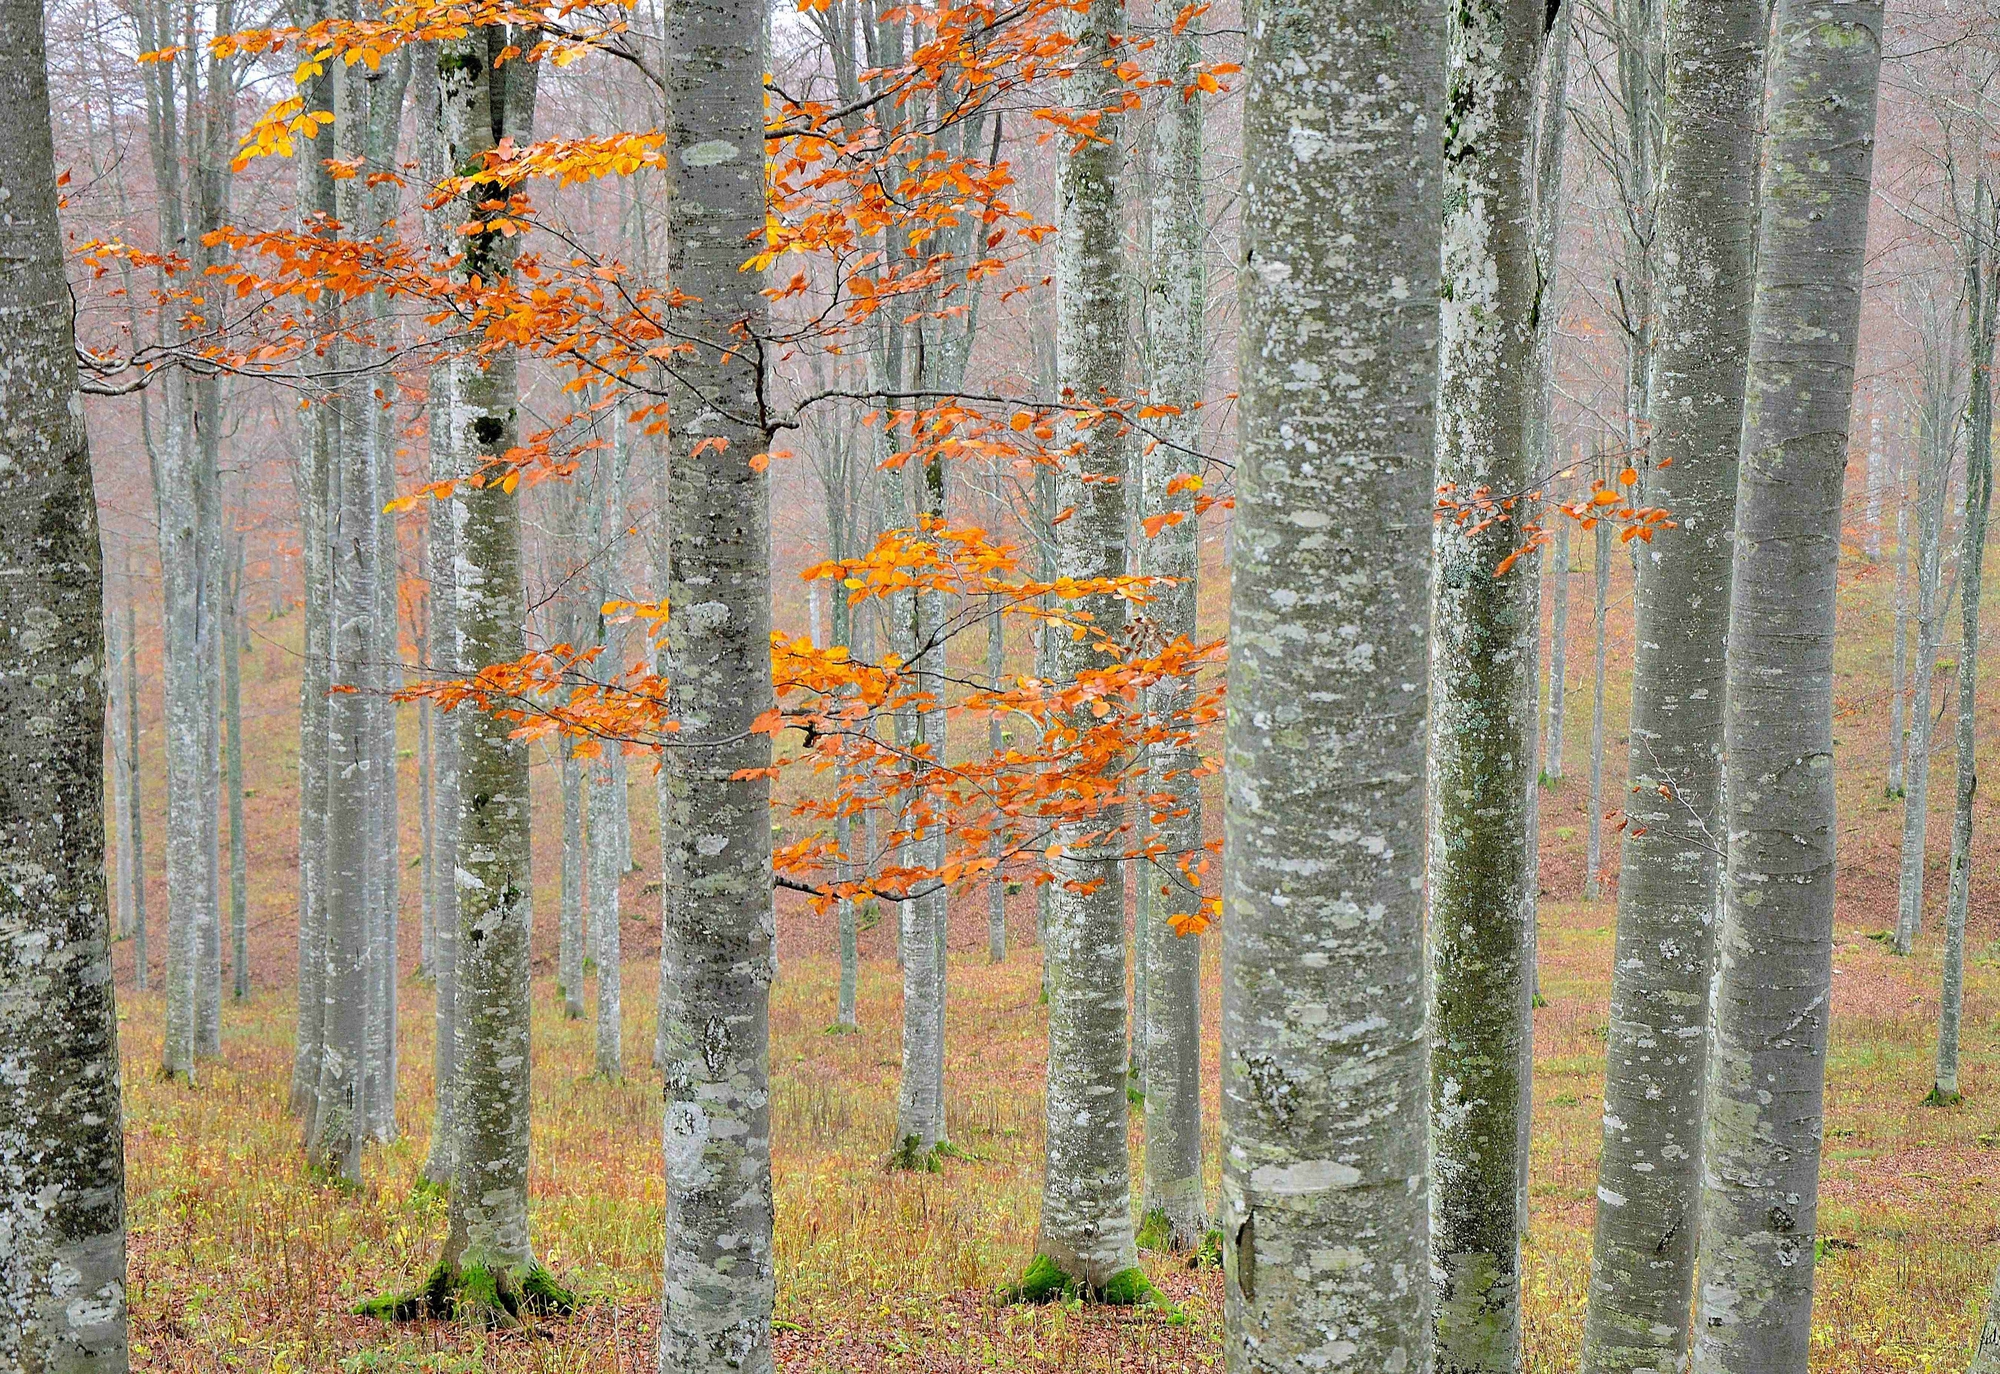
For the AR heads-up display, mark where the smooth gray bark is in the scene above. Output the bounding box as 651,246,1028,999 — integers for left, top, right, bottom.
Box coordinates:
986,604,1006,965
1428,0,1548,1366
659,0,776,1361
224,532,248,1000
1546,518,1569,780
590,755,623,1078
1031,0,1139,1297
1138,5,1206,1254
1220,0,1442,1361
0,4,128,1354
1580,0,1767,1363
1936,182,1995,1103
434,25,544,1299
1888,432,1909,796
123,599,147,990
1584,509,1611,901
560,744,585,1017
1692,2,1883,1367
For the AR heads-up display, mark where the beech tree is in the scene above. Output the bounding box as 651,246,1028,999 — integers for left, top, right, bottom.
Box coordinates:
656,0,777,1359
1694,0,1884,1367
1580,0,1767,1364
1219,0,1442,1364
0,0,128,1356
1427,0,1552,1363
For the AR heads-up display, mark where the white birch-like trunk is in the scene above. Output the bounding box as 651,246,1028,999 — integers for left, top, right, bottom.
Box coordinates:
1584,509,1610,901
223,535,248,999
1026,0,1140,1300
560,743,585,1016
1693,2,1884,1366
0,10,129,1353
1867,413,1886,557
1895,375,1956,955
1138,7,1206,1253
124,598,148,990
1428,0,1547,1365
1220,0,1441,1361
1546,518,1569,780
590,756,623,1078
659,0,776,1359
1580,0,1765,1361
1935,197,1995,1103
986,603,1006,965
1888,435,1909,796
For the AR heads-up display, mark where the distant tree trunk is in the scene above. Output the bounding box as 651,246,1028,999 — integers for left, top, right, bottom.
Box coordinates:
107,605,135,944
1866,412,1886,558
1546,517,1569,780
1220,0,1441,1359
1888,434,1910,797
1895,369,1956,956
1584,505,1611,900
1935,185,1995,1104
125,597,148,989
415,42,461,1189
1427,0,1547,1365
0,4,129,1352
427,27,557,1315
1581,0,1765,1361
290,48,335,1108
658,0,776,1359
560,743,585,1017
591,756,624,1078
986,602,1006,965
1693,1,1884,1367
1138,2,1206,1254
1022,0,1142,1301
224,530,249,999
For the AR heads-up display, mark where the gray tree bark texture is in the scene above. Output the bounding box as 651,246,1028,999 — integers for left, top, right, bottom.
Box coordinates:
1584,508,1610,901
430,27,549,1313
1427,0,1547,1366
1219,0,1442,1362
1579,0,1766,1365
1936,182,1995,1104
986,604,1006,965
1546,518,1569,781
1692,2,1883,1369
1887,434,1909,797
590,756,623,1079
123,598,147,989
290,35,335,1115
0,1,129,1358
1138,3,1206,1255
1973,1264,2000,1374
561,744,586,1016
1028,0,1141,1301
1894,342,1956,956
658,0,776,1362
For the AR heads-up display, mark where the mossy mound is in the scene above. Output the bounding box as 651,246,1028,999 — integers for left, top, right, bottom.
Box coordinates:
357,1259,576,1328
1924,1084,1964,1108
999,1255,1175,1313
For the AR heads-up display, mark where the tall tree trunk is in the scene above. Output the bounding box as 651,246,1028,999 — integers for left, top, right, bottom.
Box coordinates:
1580,0,1766,1362
1220,0,1442,1357
1138,5,1206,1254
986,602,1006,965
658,0,776,1360
1692,2,1883,1367
1023,0,1141,1302
1427,0,1548,1366
1888,433,1909,796
1584,506,1611,900
107,603,135,944
428,27,555,1315
1866,412,1886,558
0,3,128,1352
560,743,585,1017
224,530,249,999
125,597,148,990
591,756,623,1078
291,24,336,1112
1895,371,1956,955
1546,517,1569,780
1935,183,1995,1104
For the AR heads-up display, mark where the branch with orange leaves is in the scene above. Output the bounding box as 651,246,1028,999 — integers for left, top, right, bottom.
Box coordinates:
1436,457,1677,578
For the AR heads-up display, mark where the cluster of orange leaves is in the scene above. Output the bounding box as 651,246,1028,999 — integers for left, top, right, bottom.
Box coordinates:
1436,459,1678,577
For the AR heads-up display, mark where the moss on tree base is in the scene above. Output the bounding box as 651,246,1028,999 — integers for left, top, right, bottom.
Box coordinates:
1924,1083,1963,1108
998,1254,1173,1312
357,1259,576,1328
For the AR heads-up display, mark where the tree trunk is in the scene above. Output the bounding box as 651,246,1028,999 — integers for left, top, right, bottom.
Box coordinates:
1219,0,1442,1359
1023,0,1141,1302
1138,5,1206,1254
1428,0,1547,1366
658,0,776,1360
107,603,134,945
125,597,148,990
1692,3,1884,1367
0,4,128,1352
561,743,586,1017
1580,0,1766,1362
986,603,1006,965
1584,507,1611,900
1546,517,1570,780
1888,433,1909,796
591,756,624,1078
1895,365,1956,955
225,531,249,999
430,27,552,1314
1935,184,1995,1104
1866,412,1886,558
1973,1264,2000,1374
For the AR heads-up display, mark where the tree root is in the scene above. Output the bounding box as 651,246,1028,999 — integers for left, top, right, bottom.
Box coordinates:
357,1259,577,1328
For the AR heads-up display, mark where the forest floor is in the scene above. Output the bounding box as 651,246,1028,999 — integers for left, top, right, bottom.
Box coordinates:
111,544,2000,1371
